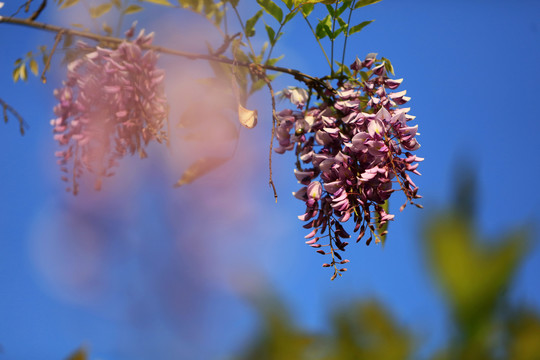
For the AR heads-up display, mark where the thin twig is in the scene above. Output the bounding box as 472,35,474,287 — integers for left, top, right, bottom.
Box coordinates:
0,97,29,135
263,74,278,202
340,0,356,78
28,0,47,21
41,29,64,83
302,15,332,71
10,0,33,18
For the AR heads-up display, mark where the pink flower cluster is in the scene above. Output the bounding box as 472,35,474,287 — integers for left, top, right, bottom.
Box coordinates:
276,55,423,279
51,29,168,194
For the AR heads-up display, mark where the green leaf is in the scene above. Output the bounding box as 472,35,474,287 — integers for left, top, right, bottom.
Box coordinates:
281,0,294,9
283,9,298,24
29,59,39,76
265,23,276,45
123,4,143,14
300,3,314,16
315,15,332,39
354,0,382,9
59,0,79,9
245,10,263,37
90,3,112,18
348,20,374,35
257,0,283,23
381,57,395,75
266,54,284,66
377,200,389,246
174,157,229,187
143,0,173,7
425,213,529,335
336,2,348,16
325,4,334,17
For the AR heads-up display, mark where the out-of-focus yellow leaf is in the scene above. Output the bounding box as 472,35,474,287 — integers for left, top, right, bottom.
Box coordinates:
142,0,173,6
19,63,27,81
102,22,113,35
123,4,143,14
59,0,80,9
29,59,38,76
90,3,112,18
12,67,20,83
174,157,229,187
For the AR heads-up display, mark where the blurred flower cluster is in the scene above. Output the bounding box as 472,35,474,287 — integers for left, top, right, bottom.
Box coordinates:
51,28,168,194
276,55,423,279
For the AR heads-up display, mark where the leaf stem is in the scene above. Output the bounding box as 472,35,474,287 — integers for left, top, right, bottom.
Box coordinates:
301,15,332,71
340,0,356,77
330,1,339,76
231,5,256,58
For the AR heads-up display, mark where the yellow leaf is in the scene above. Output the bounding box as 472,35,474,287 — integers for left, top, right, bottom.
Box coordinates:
12,67,20,83
19,63,27,81
29,59,38,76
59,0,80,10
142,0,173,7
123,4,143,14
90,3,112,18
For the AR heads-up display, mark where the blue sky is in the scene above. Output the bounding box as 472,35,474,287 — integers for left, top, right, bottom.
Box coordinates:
1,0,539,359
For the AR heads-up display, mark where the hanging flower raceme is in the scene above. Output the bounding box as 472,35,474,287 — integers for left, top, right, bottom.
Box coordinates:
51,28,168,194
276,54,423,279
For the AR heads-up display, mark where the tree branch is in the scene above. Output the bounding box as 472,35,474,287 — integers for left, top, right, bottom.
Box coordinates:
1,97,29,135
0,17,334,93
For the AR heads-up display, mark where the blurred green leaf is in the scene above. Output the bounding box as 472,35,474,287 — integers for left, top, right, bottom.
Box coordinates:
424,213,528,337
265,23,276,45
257,0,284,23
245,10,264,37
354,0,382,9
301,3,314,16
236,296,317,360
507,309,540,360
331,301,415,360
315,15,332,39
348,20,374,35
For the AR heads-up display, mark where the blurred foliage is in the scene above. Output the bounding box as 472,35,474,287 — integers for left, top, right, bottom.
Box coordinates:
64,172,539,359
229,172,538,360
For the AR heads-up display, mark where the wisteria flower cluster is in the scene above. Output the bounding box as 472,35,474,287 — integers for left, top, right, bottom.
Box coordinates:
275,55,423,279
51,28,168,194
